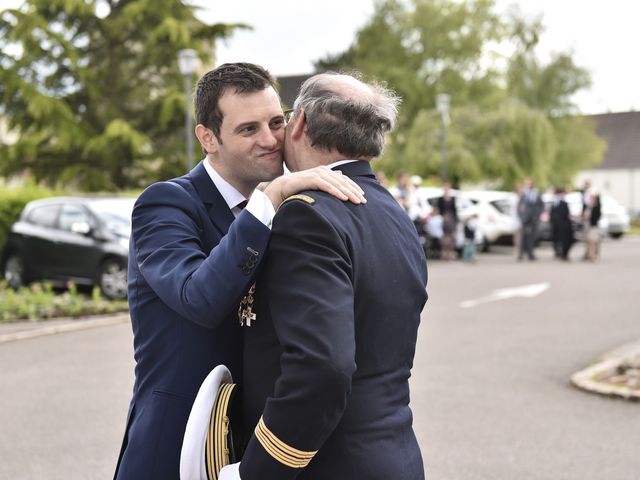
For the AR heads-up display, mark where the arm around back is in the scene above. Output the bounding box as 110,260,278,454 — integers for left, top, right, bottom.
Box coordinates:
130,181,271,328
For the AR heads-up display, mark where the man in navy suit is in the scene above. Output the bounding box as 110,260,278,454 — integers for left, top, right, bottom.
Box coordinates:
220,73,428,480
113,63,365,480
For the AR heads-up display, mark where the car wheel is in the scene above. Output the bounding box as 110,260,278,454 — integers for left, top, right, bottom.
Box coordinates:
609,232,623,239
98,259,127,300
3,253,27,289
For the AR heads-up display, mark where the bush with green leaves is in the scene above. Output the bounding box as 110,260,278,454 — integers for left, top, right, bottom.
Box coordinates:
0,183,63,251
0,281,128,323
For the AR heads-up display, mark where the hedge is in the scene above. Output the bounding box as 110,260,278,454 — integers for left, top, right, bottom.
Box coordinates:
0,183,65,252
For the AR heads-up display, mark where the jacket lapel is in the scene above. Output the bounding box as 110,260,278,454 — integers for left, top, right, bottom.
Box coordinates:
188,161,235,235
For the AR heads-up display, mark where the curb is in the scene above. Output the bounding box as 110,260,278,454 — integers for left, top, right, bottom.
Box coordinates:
571,340,640,401
0,313,130,345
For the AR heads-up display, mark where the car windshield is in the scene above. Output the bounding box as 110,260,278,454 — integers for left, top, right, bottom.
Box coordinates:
89,198,135,237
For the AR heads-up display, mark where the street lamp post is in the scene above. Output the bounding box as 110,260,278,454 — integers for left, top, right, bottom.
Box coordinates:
436,93,450,183
177,49,198,171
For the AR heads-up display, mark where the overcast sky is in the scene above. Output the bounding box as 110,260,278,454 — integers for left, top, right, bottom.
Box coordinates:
1,0,638,114
193,0,640,115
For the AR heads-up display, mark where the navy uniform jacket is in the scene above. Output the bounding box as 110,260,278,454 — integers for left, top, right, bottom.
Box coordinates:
241,161,428,480
114,161,270,480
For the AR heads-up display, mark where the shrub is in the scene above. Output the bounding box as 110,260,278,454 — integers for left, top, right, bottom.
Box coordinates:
0,183,64,251
0,281,128,323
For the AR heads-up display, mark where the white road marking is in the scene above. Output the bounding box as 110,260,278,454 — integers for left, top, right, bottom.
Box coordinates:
459,282,550,309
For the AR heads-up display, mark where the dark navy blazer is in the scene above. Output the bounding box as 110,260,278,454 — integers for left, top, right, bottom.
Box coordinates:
114,161,270,480
241,161,428,480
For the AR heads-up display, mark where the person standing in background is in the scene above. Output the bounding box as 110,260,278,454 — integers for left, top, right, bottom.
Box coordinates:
517,178,544,261
390,171,414,213
462,213,478,262
511,182,523,258
585,193,602,261
550,187,573,261
437,182,458,260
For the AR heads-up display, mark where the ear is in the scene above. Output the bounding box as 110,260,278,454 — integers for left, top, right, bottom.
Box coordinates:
195,124,219,155
289,109,306,141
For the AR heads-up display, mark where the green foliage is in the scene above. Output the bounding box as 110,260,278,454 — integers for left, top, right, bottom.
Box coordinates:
316,0,605,188
548,116,607,187
0,0,244,190
382,99,556,188
506,10,591,116
317,0,503,123
0,182,63,250
0,281,128,322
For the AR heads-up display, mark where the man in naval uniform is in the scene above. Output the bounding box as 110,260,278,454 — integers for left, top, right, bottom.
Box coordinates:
219,72,429,479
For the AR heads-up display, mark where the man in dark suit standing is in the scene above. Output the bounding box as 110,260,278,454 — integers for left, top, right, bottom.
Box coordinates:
517,177,544,261
550,187,574,260
114,63,365,480
220,73,428,480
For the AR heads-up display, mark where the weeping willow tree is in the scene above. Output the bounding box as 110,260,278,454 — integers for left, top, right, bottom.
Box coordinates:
316,0,605,188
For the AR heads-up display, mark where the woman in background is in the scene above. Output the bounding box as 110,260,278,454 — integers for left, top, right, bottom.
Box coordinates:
585,193,602,261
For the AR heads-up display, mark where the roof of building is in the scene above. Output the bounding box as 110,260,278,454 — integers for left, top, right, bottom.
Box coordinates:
588,111,640,170
276,74,312,109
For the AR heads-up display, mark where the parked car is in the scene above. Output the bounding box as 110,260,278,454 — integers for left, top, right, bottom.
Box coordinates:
597,193,631,238
461,190,520,250
1,196,135,299
538,192,630,241
412,187,472,256
410,187,520,253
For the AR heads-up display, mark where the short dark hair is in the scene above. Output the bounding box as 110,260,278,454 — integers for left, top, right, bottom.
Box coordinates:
293,72,400,159
194,63,277,141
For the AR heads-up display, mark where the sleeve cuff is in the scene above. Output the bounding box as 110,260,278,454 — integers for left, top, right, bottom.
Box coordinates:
219,462,241,480
246,189,275,229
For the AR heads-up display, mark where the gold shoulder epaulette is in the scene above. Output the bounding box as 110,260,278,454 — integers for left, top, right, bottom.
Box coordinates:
282,194,316,206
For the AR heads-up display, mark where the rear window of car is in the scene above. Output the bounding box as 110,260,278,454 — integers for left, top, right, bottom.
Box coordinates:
26,204,60,228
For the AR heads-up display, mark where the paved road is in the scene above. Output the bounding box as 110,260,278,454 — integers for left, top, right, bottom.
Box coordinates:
0,237,638,479
411,237,640,480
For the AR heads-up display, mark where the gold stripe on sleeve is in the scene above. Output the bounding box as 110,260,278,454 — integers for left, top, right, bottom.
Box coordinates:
254,416,318,469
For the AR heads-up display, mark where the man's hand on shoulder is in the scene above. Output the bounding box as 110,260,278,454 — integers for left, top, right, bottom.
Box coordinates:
263,166,366,209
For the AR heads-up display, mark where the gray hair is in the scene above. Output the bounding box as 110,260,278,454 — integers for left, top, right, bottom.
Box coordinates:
292,72,401,159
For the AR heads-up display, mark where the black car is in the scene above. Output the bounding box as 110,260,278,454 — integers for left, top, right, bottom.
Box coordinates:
1,196,135,300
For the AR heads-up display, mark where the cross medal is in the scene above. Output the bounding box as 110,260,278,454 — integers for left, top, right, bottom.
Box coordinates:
238,284,256,327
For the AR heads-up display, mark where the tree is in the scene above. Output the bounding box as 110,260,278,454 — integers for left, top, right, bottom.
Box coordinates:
317,0,604,188
505,9,606,187
383,100,556,188
0,0,242,190
317,0,504,126
548,115,606,187
506,10,591,116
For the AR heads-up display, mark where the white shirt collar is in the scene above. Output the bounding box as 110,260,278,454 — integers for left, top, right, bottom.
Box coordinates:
202,159,247,211
327,159,359,169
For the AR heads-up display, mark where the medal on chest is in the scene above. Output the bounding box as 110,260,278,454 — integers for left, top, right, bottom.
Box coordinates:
238,283,256,327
